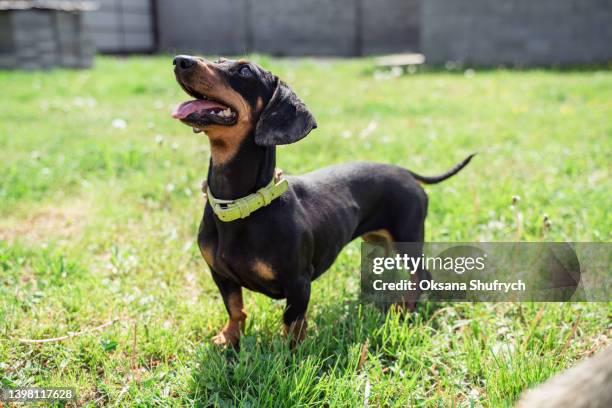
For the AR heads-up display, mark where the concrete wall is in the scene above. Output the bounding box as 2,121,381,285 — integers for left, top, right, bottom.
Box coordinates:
361,0,420,54
82,0,612,65
156,0,248,55
0,10,94,70
0,13,14,55
156,0,420,56
251,0,356,56
422,0,612,66
83,0,155,53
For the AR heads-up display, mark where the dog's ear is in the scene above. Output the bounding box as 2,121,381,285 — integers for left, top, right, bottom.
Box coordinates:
254,79,317,146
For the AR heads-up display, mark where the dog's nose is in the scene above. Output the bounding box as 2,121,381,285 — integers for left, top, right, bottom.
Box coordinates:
173,55,197,70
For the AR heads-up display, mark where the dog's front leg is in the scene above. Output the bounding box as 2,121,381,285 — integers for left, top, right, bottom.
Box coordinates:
283,278,311,347
211,272,246,349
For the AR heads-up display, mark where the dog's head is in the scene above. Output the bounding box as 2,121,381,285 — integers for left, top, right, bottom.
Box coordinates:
172,55,316,161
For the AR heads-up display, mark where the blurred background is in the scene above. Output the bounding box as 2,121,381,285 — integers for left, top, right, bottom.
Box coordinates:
1,0,612,69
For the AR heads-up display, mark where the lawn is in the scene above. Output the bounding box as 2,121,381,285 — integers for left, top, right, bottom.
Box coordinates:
0,56,610,406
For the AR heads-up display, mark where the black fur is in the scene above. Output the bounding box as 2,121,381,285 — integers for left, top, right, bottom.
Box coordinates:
255,78,317,146
173,56,474,347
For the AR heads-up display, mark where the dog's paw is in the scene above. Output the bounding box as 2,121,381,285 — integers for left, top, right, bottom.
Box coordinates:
211,322,240,348
284,319,308,349
212,332,234,347
391,301,416,313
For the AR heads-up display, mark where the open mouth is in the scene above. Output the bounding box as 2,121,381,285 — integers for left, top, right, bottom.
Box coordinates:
172,84,237,131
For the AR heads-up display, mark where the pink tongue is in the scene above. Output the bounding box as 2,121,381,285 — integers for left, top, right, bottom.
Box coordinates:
171,99,228,119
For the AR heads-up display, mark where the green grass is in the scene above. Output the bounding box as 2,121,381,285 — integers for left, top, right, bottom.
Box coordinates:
0,56,610,406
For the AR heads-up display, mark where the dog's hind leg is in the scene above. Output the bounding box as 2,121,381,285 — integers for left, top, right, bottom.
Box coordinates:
387,214,429,313
362,229,395,256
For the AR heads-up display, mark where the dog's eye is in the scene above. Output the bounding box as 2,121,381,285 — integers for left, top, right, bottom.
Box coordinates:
239,65,253,78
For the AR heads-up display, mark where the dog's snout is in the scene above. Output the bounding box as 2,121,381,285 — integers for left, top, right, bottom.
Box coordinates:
173,55,197,70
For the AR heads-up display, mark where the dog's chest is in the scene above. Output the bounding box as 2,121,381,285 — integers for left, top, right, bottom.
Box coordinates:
198,229,284,297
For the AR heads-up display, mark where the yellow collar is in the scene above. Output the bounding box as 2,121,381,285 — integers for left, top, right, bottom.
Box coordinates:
203,169,288,222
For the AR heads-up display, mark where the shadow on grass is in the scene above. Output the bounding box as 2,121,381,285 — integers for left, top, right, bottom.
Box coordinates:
187,299,448,406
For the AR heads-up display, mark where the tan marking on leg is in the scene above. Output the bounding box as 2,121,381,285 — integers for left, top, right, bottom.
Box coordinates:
362,229,395,256
252,259,275,281
199,245,214,267
284,318,307,347
360,229,420,314
212,292,246,348
227,292,247,323
362,228,394,244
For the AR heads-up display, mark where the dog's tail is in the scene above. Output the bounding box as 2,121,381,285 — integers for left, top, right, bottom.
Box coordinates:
409,153,476,184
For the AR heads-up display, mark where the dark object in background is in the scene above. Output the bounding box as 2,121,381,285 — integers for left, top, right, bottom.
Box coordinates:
0,0,97,69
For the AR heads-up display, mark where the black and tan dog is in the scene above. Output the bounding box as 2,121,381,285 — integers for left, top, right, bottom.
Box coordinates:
171,55,474,348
